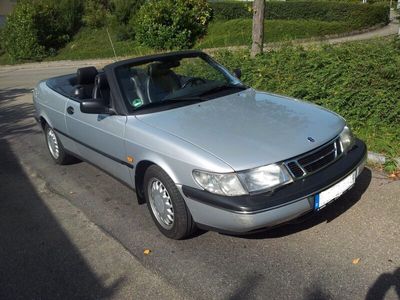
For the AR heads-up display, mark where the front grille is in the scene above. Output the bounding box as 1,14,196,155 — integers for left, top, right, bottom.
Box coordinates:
298,142,335,166
304,151,336,172
286,161,305,177
286,138,342,179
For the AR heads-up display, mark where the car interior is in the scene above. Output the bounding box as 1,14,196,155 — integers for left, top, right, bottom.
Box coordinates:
117,60,189,108
69,63,185,108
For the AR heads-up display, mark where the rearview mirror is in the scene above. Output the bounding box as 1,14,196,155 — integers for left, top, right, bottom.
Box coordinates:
80,100,114,114
233,68,242,79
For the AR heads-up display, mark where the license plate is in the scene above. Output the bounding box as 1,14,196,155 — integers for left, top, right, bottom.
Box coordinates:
315,171,356,210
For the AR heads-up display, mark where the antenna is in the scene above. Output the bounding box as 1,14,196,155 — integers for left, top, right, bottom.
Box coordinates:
106,27,118,61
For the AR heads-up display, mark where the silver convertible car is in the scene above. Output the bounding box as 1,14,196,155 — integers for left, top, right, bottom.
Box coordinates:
33,50,366,239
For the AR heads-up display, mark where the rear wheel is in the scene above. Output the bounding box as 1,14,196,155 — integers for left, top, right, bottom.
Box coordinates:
144,165,196,239
45,125,73,165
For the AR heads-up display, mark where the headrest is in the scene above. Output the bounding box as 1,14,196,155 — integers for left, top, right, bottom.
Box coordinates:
94,73,109,89
147,60,180,76
77,66,98,85
147,62,169,77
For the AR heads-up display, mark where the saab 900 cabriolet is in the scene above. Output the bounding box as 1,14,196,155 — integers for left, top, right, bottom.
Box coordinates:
33,51,366,239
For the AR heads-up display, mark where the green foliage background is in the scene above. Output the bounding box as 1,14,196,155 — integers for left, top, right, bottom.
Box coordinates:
2,0,391,60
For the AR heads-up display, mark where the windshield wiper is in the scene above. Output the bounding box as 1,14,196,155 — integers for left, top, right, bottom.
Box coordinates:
163,96,207,102
199,83,247,97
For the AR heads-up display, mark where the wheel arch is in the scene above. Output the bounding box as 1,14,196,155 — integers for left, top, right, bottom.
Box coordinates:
38,113,54,130
134,158,179,205
39,116,48,130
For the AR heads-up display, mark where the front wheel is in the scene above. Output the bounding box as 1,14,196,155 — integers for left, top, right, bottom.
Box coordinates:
45,125,74,165
144,165,196,239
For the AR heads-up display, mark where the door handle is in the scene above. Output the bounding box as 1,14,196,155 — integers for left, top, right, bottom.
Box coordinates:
67,106,74,115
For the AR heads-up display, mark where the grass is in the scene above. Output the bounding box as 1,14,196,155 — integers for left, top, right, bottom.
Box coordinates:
46,27,152,61
213,37,400,157
195,19,365,49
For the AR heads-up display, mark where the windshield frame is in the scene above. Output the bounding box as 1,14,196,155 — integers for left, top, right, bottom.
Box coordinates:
108,50,245,114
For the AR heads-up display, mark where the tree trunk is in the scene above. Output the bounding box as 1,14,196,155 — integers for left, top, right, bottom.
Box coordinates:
251,0,265,57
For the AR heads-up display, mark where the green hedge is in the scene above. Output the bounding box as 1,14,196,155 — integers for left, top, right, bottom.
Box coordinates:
196,19,366,48
210,1,390,28
210,1,252,19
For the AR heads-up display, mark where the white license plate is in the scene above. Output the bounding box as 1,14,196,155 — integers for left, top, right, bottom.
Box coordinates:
315,171,356,209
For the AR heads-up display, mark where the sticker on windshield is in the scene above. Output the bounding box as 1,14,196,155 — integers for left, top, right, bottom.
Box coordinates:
131,98,143,108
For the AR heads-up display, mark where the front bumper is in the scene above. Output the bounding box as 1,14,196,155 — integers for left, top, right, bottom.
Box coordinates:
180,139,367,233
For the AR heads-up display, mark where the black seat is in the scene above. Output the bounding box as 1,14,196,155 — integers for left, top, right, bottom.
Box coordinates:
92,73,110,106
145,62,181,103
74,66,98,99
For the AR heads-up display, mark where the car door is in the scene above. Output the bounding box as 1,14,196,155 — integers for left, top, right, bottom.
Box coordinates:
64,98,132,186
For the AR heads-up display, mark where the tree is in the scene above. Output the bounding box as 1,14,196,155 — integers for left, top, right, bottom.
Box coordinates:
251,0,265,57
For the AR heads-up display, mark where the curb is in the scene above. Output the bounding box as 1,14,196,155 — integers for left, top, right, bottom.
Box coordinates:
368,151,400,166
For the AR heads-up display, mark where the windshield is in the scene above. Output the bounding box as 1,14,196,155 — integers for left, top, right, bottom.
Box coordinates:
115,53,246,113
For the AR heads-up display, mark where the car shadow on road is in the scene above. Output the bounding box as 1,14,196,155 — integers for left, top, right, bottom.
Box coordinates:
0,139,123,299
0,88,40,139
0,88,33,102
366,267,400,300
231,168,372,240
229,273,264,300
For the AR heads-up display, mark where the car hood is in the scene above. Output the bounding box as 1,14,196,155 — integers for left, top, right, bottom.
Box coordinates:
136,89,345,171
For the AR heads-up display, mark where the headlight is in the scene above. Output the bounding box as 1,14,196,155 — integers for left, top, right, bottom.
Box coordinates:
237,164,292,193
339,125,355,152
193,164,293,196
192,170,247,196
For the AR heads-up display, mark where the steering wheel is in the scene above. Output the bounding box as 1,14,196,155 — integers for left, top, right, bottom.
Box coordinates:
182,77,206,88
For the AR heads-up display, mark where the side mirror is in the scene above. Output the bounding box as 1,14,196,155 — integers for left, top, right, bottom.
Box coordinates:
80,100,113,114
233,68,242,79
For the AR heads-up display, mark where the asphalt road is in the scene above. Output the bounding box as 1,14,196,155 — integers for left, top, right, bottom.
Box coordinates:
1,63,399,300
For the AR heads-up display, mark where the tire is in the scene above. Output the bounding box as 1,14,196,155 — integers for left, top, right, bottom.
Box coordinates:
144,165,196,239
44,125,73,165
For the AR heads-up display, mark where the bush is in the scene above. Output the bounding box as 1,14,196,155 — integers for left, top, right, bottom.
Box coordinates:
111,0,144,25
210,1,390,28
108,0,145,40
56,0,84,34
135,0,212,50
83,0,110,28
3,0,83,61
4,2,46,60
